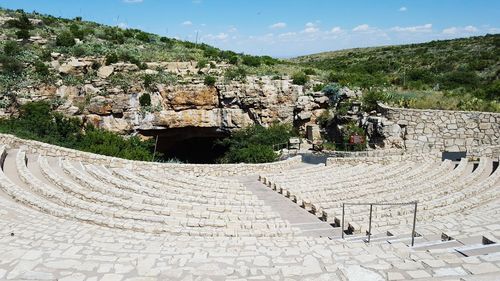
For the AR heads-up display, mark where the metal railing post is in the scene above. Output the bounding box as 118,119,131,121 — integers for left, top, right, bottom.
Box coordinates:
367,204,373,243
341,203,345,239
411,201,418,247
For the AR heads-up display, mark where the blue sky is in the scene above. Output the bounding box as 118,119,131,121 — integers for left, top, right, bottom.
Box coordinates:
1,0,499,57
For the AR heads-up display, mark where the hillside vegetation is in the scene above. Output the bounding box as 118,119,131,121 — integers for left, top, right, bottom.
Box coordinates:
294,35,500,112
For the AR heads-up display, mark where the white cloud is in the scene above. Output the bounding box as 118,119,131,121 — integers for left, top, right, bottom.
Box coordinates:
123,0,143,3
205,33,228,40
181,20,193,26
353,24,370,32
464,25,478,32
302,22,319,33
399,6,407,12
228,26,238,33
278,32,297,38
270,22,287,29
329,26,343,34
443,25,479,35
442,27,458,34
391,23,432,33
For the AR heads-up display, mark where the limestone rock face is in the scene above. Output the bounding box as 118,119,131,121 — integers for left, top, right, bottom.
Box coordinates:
159,84,219,110
8,65,329,135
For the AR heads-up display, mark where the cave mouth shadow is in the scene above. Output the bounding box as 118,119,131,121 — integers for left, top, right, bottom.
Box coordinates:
141,127,229,164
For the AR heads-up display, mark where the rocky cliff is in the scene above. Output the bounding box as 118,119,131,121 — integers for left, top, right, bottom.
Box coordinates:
1,53,329,135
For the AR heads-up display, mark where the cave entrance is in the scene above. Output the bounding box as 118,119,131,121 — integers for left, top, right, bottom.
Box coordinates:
141,127,229,164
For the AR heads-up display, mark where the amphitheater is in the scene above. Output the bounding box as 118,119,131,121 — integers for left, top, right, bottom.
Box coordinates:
1,131,500,281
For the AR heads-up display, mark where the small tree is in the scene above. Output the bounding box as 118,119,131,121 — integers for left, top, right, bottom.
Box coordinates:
56,31,76,47
204,75,216,86
139,93,151,107
16,29,30,40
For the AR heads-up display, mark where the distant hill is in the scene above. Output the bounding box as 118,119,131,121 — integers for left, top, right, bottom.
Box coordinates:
293,35,500,101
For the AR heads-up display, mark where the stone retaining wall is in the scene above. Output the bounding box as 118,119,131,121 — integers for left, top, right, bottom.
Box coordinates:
0,133,302,176
378,103,500,151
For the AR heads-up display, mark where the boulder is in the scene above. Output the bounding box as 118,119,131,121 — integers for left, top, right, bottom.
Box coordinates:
87,96,113,115
97,65,114,79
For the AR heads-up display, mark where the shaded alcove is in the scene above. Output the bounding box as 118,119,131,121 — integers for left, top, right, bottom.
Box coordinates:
140,127,230,164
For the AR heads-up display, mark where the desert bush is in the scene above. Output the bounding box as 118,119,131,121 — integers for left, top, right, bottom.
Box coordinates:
15,29,30,39
3,41,20,56
0,56,24,74
69,23,85,40
242,55,261,67
291,72,309,85
204,75,216,86
196,59,208,68
139,93,151,107
56,31,76,47
105,52,119,65
313,83,324,92
6,13,33,30
135,31,151,42
218,124,293,163
224,67,247,82
34,61,50,76
317,110,332,128
304,68,316,75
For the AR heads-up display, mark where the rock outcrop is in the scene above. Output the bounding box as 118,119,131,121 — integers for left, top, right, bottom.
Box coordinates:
1,55,329,135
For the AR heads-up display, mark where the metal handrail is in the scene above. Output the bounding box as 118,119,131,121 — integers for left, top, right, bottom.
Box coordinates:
341,201,418,246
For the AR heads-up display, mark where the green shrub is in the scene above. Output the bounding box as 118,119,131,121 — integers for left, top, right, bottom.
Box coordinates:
224,67,247,82
143,75,154,89
304,68,316,75
0,101,156,161
0,56,24,74
228,55,238,65
361,90,386,111
15,29,30,39
291,72,309,85
218,123,293,163
56,31,76,47
204,75,216,86
69,23,85,40
242,55,261,67
139,93,151,107
313,83,324,92
196,59,208,68
34,61,50,76
105,53,119,65
3,41,20,56
6,13,33,30
135,31,150,42
203,47,219,58
317,110,332,128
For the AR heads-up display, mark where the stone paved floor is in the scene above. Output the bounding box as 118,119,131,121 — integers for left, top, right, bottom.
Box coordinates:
236,175,341,237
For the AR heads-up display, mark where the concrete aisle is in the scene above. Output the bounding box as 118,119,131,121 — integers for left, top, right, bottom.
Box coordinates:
236,175,341,238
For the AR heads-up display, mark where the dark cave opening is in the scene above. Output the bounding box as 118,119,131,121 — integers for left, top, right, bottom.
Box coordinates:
140,127,229,164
